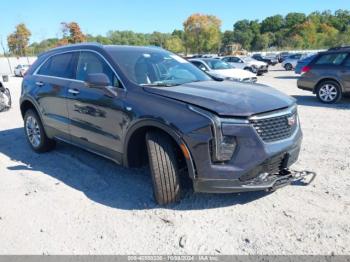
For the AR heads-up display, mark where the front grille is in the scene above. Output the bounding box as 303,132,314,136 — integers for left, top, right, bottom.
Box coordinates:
239,152,287,181
250,111,297,143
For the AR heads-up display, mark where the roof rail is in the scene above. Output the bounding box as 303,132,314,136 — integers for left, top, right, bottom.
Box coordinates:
38,42,103,56
328,45,350,51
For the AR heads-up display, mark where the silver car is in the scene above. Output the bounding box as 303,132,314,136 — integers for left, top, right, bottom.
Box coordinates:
282,54,306,71
190,58,258,83
221,56,269,75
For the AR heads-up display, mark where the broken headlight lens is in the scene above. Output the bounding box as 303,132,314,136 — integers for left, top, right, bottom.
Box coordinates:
189,106,248,163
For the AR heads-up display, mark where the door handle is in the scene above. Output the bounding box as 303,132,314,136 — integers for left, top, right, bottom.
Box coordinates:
35,81,44,87
68,88,80,95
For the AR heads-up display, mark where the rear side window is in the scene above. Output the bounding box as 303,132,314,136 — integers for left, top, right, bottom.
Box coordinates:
191,61,207,71
343,57,350,67
38,53,75,78
76,52,121,88
315,53,348,65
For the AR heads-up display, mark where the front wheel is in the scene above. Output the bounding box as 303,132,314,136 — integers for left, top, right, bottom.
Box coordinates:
316,81,342,104
24,109,56,152
146,131,181,205
244,67,254,73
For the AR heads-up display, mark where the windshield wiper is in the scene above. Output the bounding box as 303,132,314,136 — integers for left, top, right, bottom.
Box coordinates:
140,82,181,87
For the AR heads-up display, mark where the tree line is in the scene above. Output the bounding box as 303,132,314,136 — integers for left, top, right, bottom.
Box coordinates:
5,9,350,57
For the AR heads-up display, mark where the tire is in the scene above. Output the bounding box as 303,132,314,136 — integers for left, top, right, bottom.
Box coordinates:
316,80,342,104
146,131,181,205
24,109,56,152
4,88,11,108
244,67,254,73
284,63,293,71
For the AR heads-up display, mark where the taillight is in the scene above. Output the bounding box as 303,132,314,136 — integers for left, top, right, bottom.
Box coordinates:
301,66,311,73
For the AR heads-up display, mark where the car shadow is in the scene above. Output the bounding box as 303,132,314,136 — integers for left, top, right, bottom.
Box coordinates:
0,127,269,211
293,95,350,109
275,76,299,80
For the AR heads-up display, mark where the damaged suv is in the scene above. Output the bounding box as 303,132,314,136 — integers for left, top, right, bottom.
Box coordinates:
20,44,302,204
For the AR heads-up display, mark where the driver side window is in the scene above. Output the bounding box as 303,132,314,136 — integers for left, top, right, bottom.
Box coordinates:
76,51,121,88
192,61,207,71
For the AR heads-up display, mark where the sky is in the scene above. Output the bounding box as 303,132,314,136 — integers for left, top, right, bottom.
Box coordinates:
0,0,349,48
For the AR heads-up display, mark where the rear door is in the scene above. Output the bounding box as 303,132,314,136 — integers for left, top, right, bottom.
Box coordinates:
34,52,78,140
67,50,126,162
340,55,350,92
312,52,349,87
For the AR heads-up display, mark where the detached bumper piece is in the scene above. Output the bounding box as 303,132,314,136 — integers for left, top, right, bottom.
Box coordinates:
246,169,316,192
194,169,316,193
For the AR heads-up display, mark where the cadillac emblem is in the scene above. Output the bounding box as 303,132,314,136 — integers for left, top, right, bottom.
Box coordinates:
287,115,296,126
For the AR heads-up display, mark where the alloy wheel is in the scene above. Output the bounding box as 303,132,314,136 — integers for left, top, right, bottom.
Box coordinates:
319,84,338,102
26,116,41,148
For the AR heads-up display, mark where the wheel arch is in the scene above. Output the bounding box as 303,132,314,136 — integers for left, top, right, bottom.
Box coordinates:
20,98,41,119
123,119,196,179
314,78,344,93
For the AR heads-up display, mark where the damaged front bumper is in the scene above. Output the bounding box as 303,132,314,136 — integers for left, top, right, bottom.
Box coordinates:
193,169,316,193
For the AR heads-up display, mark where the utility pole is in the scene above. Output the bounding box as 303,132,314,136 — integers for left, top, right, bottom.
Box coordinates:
0,35,12,74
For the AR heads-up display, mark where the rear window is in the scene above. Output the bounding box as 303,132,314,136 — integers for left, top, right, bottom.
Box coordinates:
315,53,348,65
343,57,350,67
38,53,76,79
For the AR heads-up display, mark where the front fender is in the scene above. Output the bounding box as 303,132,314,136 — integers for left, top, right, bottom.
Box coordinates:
123,118,197,179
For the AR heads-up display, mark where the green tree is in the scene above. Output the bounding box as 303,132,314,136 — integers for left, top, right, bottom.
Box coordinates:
164,36,184,53
285,13,306,28
261,15,284,33
233,20,254,50
7,23,31,56
183,13,222,54
336,25,350,45
221,30,234,47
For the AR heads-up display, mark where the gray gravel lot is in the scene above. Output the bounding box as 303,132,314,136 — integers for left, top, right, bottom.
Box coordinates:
0,66,349,255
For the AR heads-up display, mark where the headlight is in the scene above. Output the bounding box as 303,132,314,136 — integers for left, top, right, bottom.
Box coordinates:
189,106,248,162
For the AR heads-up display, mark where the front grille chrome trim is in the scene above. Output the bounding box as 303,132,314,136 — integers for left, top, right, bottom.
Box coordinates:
249,104,297,121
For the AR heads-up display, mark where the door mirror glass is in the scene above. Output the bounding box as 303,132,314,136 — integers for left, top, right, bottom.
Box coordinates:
85,73,110,88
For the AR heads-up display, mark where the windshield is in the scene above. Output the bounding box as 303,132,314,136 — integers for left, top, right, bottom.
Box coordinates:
205,59,233,70
107,48,211,86
242,57,254,62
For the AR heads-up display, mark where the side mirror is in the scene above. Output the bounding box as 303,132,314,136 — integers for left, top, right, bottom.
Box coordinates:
85,73,110,88
199,66,208,72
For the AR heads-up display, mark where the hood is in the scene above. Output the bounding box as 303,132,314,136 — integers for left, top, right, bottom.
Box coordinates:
211,68,256,79
247,60,267,67
144,81,295,117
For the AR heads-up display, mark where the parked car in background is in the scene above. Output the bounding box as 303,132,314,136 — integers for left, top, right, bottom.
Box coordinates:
297,47,350,103
14,64,30,77
282,53,304,70
295,54,317,74
0,79,11,112
20,43,304,204
221,56,268,75
252,54,278,66
190,58,257,83
278,52,291,63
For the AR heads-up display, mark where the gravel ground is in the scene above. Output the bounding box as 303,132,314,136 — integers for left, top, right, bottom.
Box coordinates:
0,66,349,255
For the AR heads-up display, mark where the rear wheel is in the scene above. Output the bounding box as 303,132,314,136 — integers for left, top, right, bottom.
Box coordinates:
316,81,342,104
24,109,56,152
284,63,293,71
146,131,181,205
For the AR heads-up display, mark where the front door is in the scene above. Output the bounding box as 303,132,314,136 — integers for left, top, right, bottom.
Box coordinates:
34,52,78,140
67,51,127,163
